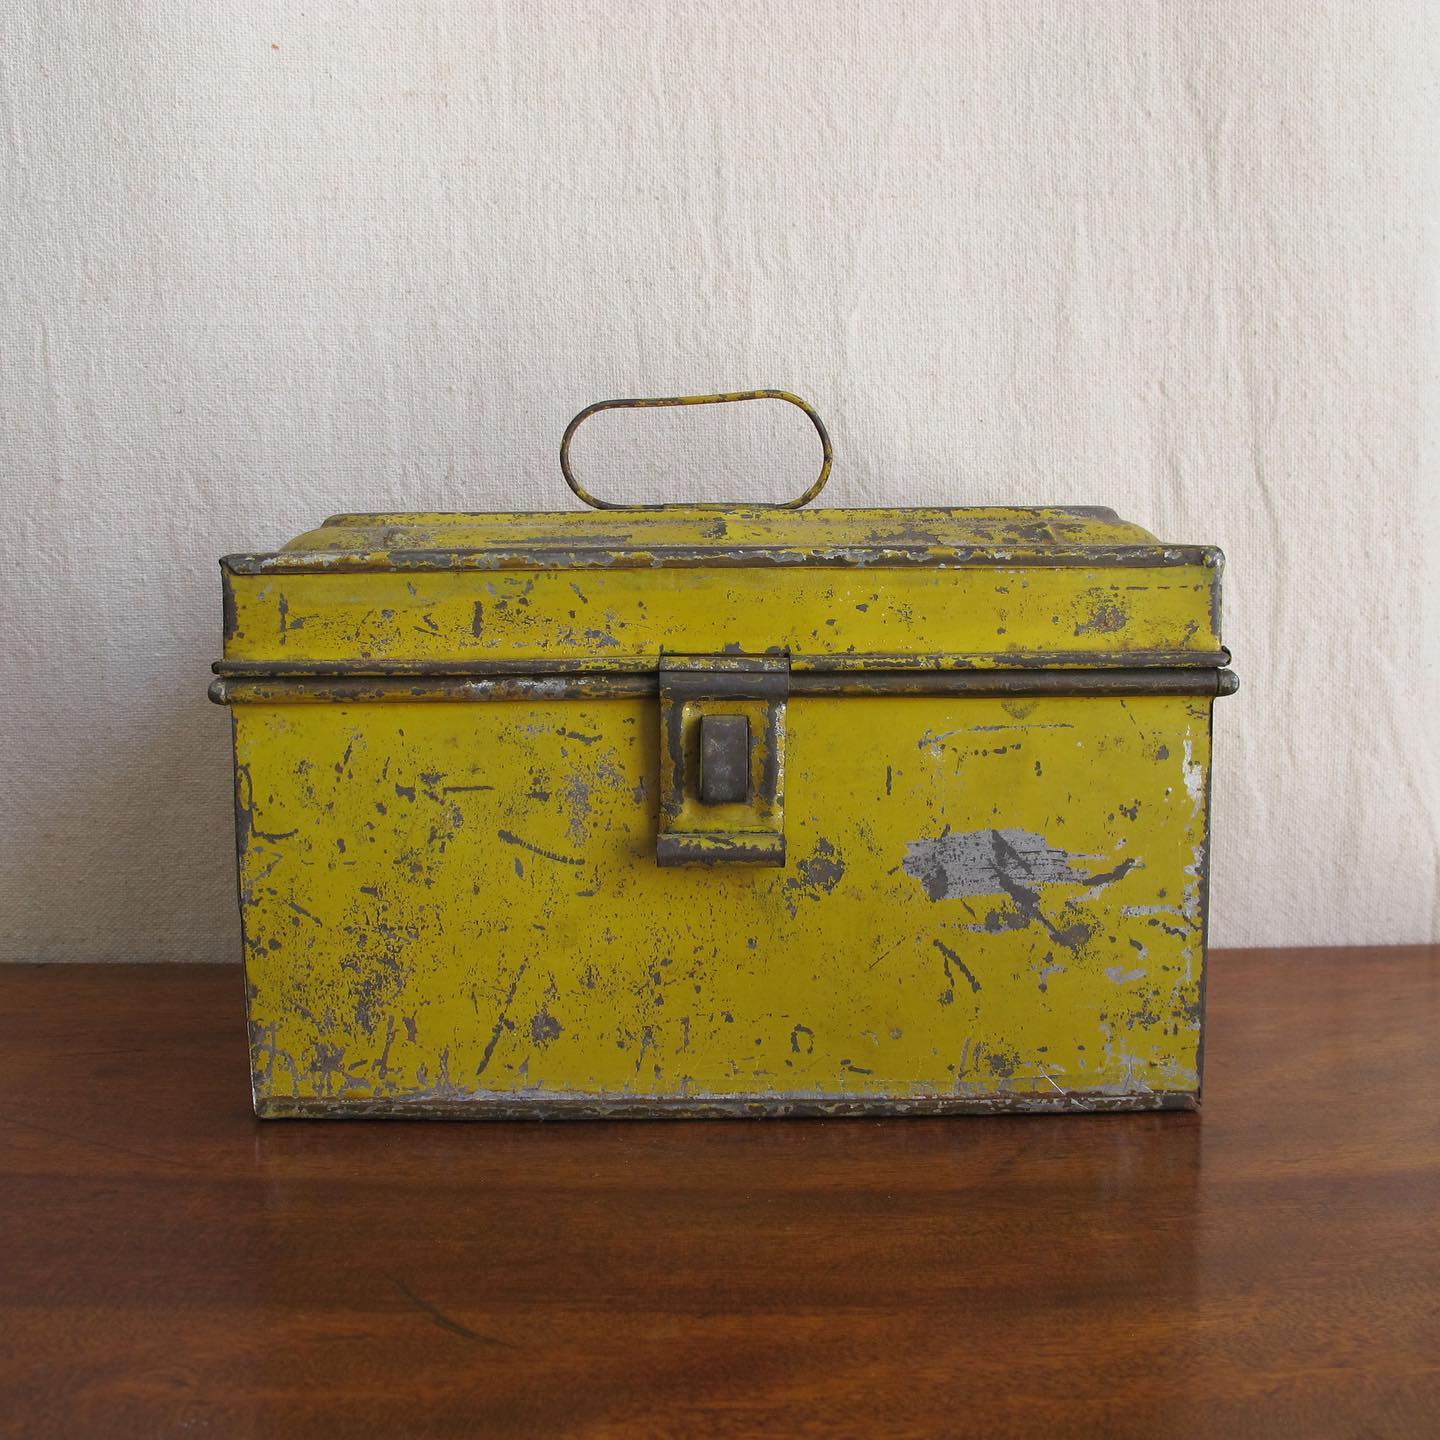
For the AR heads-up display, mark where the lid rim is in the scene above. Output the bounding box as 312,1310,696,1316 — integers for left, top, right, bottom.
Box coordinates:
212,648,1233,678
208,666,1238,706
222,543,1223,576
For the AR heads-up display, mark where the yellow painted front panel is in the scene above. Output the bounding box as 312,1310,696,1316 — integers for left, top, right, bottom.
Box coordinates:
235,693,1212,1113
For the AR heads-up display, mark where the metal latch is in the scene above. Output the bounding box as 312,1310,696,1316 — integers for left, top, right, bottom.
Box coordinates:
657,656,788,867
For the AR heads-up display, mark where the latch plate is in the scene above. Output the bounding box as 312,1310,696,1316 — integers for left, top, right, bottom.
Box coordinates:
657,656,788,867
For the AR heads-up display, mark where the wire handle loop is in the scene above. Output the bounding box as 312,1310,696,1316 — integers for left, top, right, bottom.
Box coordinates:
560,390,832,510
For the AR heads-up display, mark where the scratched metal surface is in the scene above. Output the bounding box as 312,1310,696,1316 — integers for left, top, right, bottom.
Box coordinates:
275,505,1164,552
219,503,1223,1117
233,692,1213,1115
221,506,1222,662
224,567,1220,665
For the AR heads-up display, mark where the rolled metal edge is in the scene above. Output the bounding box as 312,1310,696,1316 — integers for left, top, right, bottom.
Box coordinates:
209,669,1239,705
221,542,1225,575
655,833,787,868
212,648,1232,676
255,1090,1199,1120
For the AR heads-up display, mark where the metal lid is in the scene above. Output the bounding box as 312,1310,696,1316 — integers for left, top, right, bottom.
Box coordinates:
231,503,1179,576
217,392,1226,675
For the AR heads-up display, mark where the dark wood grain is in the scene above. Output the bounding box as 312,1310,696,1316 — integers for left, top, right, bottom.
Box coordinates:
1,948,1436,1439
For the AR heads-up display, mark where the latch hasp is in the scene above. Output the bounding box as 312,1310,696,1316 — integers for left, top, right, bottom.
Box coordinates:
656,655,788,867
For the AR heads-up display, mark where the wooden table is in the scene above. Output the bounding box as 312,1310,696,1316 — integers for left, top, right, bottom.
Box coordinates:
1,948,1436,1438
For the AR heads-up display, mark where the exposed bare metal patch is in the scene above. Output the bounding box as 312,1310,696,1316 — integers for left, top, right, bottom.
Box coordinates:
903,828,1135,902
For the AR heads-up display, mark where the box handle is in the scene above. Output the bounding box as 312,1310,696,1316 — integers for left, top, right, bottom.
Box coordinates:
560,390,832,511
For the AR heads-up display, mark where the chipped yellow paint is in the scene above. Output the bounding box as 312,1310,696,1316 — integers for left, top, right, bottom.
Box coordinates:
220,505,1226,1116
226,563,1220,666
235,692,1214,1114
222,509,1221,666
277,504,1163,551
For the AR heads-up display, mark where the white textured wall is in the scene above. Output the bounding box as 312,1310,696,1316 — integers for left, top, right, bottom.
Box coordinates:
2,2,1436,960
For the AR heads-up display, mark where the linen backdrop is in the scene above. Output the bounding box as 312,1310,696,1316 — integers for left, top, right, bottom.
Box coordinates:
2,0,1436,958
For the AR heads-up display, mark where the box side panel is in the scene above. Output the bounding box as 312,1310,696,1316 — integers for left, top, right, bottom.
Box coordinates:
223,563,1221,666
234,694,1212,1114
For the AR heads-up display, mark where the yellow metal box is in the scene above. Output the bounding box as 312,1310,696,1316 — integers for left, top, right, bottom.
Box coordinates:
211,392,1235,1118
